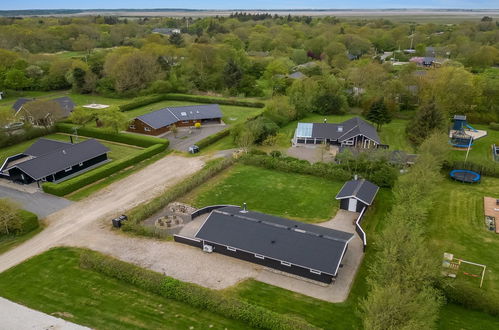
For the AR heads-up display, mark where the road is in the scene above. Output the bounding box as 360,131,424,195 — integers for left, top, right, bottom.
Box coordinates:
0,185,72,218
0,155,204,273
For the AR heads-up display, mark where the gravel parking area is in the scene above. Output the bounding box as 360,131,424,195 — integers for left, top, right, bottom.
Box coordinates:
162,124,226,152
286,145,337,163
0,297,90,330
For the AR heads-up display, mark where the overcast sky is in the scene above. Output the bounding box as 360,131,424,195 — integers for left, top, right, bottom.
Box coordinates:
0,1,498,10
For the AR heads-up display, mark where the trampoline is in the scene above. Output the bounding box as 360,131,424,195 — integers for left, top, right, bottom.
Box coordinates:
450,169,481,183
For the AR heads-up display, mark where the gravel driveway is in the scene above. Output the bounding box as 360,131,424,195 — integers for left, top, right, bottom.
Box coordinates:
164,125,226,152
0,155,205,273
0,185,72,219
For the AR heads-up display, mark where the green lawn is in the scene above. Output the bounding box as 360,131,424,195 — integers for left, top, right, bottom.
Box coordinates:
0,248,246,329
0,133,142,165
116,99,263,126
181,164,344,222
0,227,42,255
449,124,499,168
428,175,499,302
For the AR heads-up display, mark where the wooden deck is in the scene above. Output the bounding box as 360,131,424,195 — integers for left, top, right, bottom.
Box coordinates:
484,197,499,234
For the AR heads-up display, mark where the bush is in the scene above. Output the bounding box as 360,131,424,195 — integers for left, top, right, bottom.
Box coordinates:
126,158,235,228
80,250,315,329
443,160,499,178
490,122,499,131
440,280,499,316
42,144,166,196
164,93,265,108
17,209,39,234
0,126,55,148
196,128,231,149
119,94,167,112
270,150,282,158
55,123,168,148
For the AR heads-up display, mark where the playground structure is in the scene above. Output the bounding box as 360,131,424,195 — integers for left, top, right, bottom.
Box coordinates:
442,252,486,288
493,144,499,162
450,169,481,184
449,115,487,148
484,197,499,233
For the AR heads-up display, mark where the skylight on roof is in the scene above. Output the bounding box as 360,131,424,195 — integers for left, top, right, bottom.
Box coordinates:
180,112,187,116
338,126,343,132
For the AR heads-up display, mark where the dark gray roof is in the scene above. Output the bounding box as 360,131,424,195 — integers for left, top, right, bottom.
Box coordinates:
15,139,109,180
453,115,467,121
288,71,306,79
12,98,33,112
195,206,353,276
152,28,180,35
300,117,381,144
136,104,223,129
12,96,75,117
335,179,379,205
23,138,72,157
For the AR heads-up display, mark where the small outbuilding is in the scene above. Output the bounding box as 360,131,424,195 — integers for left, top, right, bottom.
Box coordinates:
336,178,379,213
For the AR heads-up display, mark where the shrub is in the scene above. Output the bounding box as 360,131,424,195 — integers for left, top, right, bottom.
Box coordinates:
0,126,55,148
490,122,499,131
42,144,166,196
17,209,39,234
80,250,316,329
126,158,235,227
270,150,282,158
164,93,265,108
443,160,499,178
55,123,168,148
196,128,231,149
119,94,167,112
440,280,499,316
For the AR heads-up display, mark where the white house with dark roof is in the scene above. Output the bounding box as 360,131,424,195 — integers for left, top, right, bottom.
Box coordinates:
293,117,382,149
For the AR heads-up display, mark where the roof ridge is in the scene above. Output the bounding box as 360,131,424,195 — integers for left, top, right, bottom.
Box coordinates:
351,179,365,197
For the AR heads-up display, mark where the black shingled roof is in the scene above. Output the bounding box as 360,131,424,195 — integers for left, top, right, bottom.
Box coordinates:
195,206,354,276
299,117,381,144
335,179,379,206
136,104,223,129
14,139,109,181
12,96,75,117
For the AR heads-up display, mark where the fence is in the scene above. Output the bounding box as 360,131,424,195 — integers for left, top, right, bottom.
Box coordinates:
355,207,367,252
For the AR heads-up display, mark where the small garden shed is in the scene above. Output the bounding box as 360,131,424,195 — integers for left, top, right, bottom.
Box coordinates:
335,178,379,213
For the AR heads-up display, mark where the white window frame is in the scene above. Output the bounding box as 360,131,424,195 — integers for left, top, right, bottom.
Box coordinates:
144,127,151,132
310,269,322,275
64,166,72,172
227,246,236,252
129,125,136,129
79,162,83,166
281,261,291,267
182,121,189,124
254,254,265,260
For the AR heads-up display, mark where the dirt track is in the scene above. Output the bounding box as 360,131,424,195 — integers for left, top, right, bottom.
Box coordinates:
0,155,204,273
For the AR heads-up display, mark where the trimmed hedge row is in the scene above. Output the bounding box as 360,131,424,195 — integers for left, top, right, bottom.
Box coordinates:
42,144,166,196
119,94,166,112
195,128,231,149
444,160,499,178
440,281,499,316
164,93,265,108
490,122,499,131
17,209,39,234
126,157,235,229
80,250,315,329
55,123,168,148
240,154,352,182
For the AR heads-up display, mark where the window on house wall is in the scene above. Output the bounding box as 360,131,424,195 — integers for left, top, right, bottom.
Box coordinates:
255,254,265,259
281,261,291,267
64,167,72,172
129,125,135,129
310,269,322,275
227,246,236,252
144,127,151,132
79,162,83,166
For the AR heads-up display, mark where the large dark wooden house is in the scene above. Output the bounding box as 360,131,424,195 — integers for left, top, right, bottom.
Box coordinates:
187,206,354,283
0,138,109,185
294,117,382,149
128,104,223,136
336,179,379,213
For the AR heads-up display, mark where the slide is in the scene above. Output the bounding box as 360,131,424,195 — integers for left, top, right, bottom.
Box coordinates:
465,124,478,132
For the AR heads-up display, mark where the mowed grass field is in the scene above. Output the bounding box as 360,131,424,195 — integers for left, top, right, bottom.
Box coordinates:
0,248,246,329
181,164,343,222
0,133,142,165
428,176,499,302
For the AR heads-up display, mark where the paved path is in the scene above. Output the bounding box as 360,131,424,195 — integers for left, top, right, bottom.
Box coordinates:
0,185,72,219
0,297,90,330
0,155,204,273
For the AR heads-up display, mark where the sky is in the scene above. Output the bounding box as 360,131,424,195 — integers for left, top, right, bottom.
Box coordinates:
0,1,498,10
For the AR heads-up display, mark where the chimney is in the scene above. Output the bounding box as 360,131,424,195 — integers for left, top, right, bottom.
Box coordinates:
241,202,248,213
354,174,358,180
324,118,327,123
70,135,73,144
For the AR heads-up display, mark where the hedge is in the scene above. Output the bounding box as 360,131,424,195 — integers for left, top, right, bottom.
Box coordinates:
80,250,316,329
126,158,235,229
164,93,265,108
490,122,499,131
196,127,231,149
444,160,499,178
0,126,56,148
55,123,168,148
119,94,167,112
42,143,167,196
440,280,499,316
17,210,39,234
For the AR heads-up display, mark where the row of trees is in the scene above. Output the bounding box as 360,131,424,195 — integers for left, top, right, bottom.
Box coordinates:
360,133,449,329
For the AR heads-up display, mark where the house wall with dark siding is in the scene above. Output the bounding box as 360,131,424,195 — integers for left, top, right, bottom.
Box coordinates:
127,119,171,136
203,240,335,283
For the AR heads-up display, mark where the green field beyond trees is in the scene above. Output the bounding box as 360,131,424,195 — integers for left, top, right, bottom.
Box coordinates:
182,164,343,222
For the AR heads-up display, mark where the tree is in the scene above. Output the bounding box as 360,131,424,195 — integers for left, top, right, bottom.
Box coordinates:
72,67,87,92
407,102,446,145
98,108,129,133
366,99,392,130
169,33,184,47
263,96,296,126
69,107,97,126
223,58,244,94
288,78,319,118
4,69,32,90
20,99,65,128
0,199,21,235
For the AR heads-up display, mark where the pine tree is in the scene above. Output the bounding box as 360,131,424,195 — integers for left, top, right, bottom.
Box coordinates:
407,102,446,145
366,99,392,130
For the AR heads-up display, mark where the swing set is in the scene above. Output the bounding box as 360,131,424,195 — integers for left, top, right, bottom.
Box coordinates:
442,252,486,288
